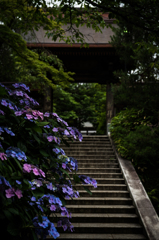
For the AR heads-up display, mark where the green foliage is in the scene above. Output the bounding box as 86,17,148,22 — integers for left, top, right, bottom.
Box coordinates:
53,83,106,133
110,108,159,214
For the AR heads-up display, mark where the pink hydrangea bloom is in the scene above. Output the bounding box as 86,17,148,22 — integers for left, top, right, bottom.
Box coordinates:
15,189,23,199
5,188,15,198
23,163,32,173
26,114,33,120
39,169,45,178
0,152,7,160
5,188,23,199
33,168,40,176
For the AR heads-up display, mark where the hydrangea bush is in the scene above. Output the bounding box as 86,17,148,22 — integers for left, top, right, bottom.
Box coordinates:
0,83,97,240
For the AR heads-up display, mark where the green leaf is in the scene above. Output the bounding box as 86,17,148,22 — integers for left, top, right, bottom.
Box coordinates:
39,150,49,157
60,168,70,178
32,126,42,133
17,142,27,153
33,190,44,198
3,210,13,219
14,158,23,171
8,208,19,215
83,186,92,196
31,229,39,240
0,85,7,96
35,122,49,127
73,174,81,184
7,222,20,236
33,133,40,144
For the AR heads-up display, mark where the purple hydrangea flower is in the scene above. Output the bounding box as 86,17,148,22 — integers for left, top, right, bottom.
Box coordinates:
1,99,8,107
60,149,65,155
15,110,24,116
0,110,4,115
8,103,14,110
52,113,58,118
62,120,68,126
52,127,58,132
47,135,54,142
62,163,66,169
50,205,56,211
52,148,60,154
64,130,69,135
12,83,30,92
32,179,43,187
44,112,50,117
44,125,50,128
46,182,54,190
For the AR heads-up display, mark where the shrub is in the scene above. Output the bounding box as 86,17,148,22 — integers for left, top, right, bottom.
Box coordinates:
0,82,97,240
110,108,159,214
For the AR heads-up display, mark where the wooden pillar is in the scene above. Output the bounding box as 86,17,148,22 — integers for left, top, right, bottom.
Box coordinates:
106,84,114,135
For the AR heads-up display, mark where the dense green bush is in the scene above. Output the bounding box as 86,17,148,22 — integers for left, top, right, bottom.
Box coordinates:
110,108,159,214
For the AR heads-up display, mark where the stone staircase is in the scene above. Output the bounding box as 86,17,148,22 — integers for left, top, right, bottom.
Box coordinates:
57,136,147,240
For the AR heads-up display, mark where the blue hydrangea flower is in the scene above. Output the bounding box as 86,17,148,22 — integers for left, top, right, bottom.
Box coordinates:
4,127,15,136
0,176,12,187
32,216,60,239
52,148,60,154
6,147,27,161
12,83,30,92
16,180,21,185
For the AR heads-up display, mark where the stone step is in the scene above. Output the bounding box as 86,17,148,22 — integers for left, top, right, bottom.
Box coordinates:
66,205,136,214
73,184,127,190
77,168,121,173
70,156,116,160
68,152,115,156
78,190,130,198
51,233,146,239
70,178,125,184
61,144,112,148
78,163,119,168
55,213,139,223
80,138,110,142
70,173,123,178
66,197,133,205
58,136,146,240
64,149,114,153
74,159,118,163
56,223,143,234
62,147,114,151
80,140,110,143
62,141,110,145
